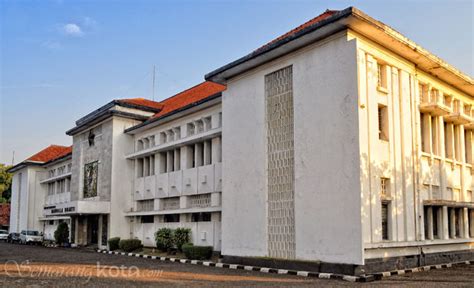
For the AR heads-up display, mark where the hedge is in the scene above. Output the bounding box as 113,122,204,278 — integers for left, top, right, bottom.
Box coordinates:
174,228,191,251
155,228,174,252
182,243,213,260
119,239,143,252
108,237,120,251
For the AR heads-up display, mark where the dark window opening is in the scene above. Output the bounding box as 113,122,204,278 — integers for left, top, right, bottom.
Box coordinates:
191,212,211,222
164,214,180,223
141,216,154,223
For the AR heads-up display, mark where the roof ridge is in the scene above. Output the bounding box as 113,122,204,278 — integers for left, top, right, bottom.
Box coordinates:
159,81,224,103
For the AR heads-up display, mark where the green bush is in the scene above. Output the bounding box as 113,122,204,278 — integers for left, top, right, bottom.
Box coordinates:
54,222,69,245
155,228,174,252
119,239,143,252
108,237,120,251
182,243,213,260
174,228,191,251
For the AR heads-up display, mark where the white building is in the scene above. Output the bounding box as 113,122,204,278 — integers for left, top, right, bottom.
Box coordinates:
8,7,473,274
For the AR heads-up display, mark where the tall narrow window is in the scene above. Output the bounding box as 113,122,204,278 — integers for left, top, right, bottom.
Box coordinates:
377,63,387,90
465,130,472,164
431,116,439,155
381,202,389,240
378,105,389,141
137,158,143,177
421,113,429,153
454,125,461,161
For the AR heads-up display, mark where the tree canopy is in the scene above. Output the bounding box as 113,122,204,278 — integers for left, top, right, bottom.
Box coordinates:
0,164,13,203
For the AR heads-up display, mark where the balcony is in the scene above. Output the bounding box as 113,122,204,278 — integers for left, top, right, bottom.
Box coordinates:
419,87,452,116
444,101,473,125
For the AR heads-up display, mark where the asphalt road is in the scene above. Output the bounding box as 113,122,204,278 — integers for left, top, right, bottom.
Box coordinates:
0,242,473,287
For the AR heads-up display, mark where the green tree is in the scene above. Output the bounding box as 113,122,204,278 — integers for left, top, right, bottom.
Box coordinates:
0,164,12,202
54,222,70,245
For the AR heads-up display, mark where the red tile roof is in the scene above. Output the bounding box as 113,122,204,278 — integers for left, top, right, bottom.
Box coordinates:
117,98,163,111
254,9,338,54
151,81,226,119
27,145,72,163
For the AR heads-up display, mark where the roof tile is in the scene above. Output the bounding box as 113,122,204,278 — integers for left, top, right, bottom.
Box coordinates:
27,145,72,163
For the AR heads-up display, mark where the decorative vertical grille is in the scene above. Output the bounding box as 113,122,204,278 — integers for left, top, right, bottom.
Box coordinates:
162,197,180,210
189,194,211,208
265,66,295,259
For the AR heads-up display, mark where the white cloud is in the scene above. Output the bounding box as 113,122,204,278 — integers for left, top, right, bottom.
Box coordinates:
62,23,83,36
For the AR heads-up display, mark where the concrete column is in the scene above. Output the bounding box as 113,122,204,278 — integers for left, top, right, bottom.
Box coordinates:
427,206,434,240
449,208,456,238
442,206,449,240
463,207,469,238
211,113,221,129
180,196,189,209
211,137,221,164
211,192,221,207
195,143,203,167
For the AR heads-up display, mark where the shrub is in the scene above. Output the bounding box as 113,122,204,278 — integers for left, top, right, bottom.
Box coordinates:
108,237,120,251
174,228,191,251
182,243,213,260
119,239,143,252
54,222,69,245
155,228,174,252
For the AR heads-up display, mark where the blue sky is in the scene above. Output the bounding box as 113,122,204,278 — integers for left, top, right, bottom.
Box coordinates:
1,0,473,165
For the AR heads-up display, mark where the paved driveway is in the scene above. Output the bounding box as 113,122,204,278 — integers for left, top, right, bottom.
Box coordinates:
0,243,472,287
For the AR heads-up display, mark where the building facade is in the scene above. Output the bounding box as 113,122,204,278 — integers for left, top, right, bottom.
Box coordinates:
8,7,473,274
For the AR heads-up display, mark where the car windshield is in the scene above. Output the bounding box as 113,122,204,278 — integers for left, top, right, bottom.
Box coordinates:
0,231,7,235
26,231,39,236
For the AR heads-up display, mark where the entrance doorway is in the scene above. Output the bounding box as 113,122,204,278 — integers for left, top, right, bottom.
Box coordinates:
87,215,99,245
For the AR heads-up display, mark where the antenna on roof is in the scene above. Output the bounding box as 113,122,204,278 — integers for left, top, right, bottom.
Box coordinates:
11,151,15,166
152,65,156,101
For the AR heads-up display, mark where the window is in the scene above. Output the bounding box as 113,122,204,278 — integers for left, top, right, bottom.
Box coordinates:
88,130,95,146
83,161,98,198
454,125,461,161
465,130,472,164
381,202,390,240
187,123,195,136
445,122,453,158
49,220,54,225
66,178,71,192
48,183,55,195
137,200,154,212
378,105,389,141
164,214,180,223
421,113,429,152
377,63,387,90
67,163,72,173
380,178,389,198
140,216,154,224
467,190,473,202
191,212,211,222
431,116,439,155
137,158,144,177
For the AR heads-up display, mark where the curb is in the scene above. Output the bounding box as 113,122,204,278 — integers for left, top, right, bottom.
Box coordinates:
96,249,374,282
96,249,472,282
372,261,471,280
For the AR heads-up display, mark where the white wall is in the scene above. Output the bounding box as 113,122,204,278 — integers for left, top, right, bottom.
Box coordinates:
222,32,363,264
109,117,142,240
9,166,44,233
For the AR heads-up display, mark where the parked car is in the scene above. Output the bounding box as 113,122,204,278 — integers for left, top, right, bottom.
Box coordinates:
0,230,8,241
7,232,20,243
20,230,43,245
